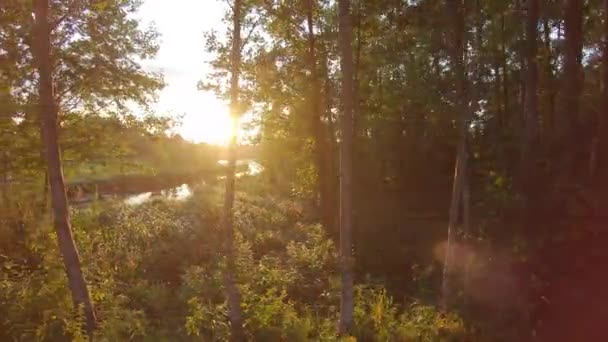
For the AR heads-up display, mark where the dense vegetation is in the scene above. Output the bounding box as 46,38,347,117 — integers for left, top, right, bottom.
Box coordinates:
2,0,608,341
1,180,467,341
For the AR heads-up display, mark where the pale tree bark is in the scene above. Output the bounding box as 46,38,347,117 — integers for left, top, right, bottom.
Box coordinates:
337,0,355,334
33,0,96,337
223,0,245,340
441,0,468,311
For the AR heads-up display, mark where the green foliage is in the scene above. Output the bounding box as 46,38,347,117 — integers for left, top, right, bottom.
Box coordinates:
353,286,467,342
0,182,470,341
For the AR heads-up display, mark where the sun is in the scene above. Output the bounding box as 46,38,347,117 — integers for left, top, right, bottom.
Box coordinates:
178,95,235,145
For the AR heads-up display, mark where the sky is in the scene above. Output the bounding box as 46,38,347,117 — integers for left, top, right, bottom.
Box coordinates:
136,0,232,145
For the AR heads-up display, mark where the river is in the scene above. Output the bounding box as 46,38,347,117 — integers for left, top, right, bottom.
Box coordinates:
121,159,262,205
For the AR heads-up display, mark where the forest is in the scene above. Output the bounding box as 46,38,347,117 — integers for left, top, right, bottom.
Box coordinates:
1,0,608,341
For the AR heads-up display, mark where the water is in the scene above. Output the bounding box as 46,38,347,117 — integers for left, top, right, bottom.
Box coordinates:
248,160,263,175
123,192,153,205
124,160,262,205
217,159,263,175
124,183,192,205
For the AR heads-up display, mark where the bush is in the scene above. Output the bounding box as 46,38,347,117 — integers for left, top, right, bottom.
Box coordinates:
1,183,471,341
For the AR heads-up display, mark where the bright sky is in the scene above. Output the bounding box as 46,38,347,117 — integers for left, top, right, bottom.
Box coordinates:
136,0,232,145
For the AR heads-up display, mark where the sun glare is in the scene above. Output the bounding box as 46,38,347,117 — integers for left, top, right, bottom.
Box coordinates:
178,97,235,146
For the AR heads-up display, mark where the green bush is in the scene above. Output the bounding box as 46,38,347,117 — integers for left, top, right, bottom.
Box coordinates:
1,183,471,341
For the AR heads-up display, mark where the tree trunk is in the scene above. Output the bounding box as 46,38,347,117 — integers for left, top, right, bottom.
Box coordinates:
520,0,540,208
462,153,471,299
322,59,339,198
337,0,355,334
323,57,338,151
515,0,527,129
494,61,503,130
306,0,336,240
542,15,556,135
223,0,245,339
441,0,468,311
33,0,96,337
558,0,583,145
42,170,49,213
0,151,9,208
463,0,482,301
591,0,608,179
501,13,510,125
353,0,362,135
602,0,608,173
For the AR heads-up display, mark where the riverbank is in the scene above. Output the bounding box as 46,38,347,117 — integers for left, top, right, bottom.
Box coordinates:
66,160,259,204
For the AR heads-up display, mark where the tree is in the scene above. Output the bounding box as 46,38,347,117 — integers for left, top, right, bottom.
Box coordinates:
596,0,608,177
521,0,539,195
558,0,584,149
441,0,468,311
32,0,96,336
462,0,484,301
306,0,338,239
603,0,608,165
222,0,246,339
337,0,355,334
604,0,608,121
1,0,162,211
245,0,339,240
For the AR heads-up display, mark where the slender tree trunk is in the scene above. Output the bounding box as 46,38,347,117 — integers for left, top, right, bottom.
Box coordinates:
543,16,556,135
0,97,10,209
223,0,245,339
0,152,9,208
33,0,96,337
592,0,608,179
463,0,482,301
306,0,336,239
603,0,608,170
520,0,540,207
558,0,583,144
337,0,355,334
493,61,503,129
515,0,527,129
323,57,338,149
501,13,510,124
462,153,471,299
323,59,339,199
42,170,49,212
353,0,362,135
441,0,468,311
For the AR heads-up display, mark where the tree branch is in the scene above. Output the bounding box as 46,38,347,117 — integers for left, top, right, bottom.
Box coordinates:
51,0,80,32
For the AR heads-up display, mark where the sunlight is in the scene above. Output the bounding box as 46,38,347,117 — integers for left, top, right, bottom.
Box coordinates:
178,97,234,145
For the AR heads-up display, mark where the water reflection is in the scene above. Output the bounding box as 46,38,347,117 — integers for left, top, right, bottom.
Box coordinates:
124,183,192,205
248,160,262,175
123,160,261,206
124,192,153,205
